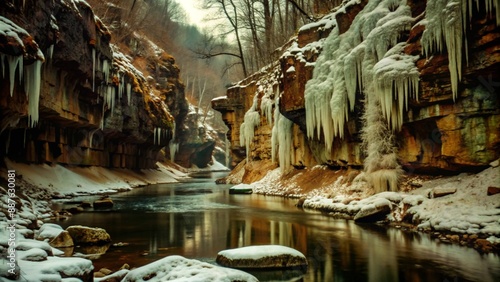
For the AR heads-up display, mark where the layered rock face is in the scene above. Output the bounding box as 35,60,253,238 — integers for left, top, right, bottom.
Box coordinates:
0,1,192,169
213,0,500,175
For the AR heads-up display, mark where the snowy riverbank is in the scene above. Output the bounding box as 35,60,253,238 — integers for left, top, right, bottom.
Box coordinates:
229,160,500,253
0,159,245,281
4,159,189,198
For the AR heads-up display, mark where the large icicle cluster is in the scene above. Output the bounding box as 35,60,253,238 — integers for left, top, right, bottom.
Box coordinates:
0,16,44,127
271,104,294,172
97,47,139,127
302,0,417,192
305,0,415,152
373,43,419,131
240,95,261,160
260,84,277,126
421,0,500,101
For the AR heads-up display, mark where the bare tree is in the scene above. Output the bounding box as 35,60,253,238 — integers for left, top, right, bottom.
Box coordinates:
201,0,249,77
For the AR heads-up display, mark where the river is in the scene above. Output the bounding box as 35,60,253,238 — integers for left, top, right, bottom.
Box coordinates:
50,172,500,282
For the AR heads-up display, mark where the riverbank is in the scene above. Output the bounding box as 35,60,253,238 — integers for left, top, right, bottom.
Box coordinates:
222,159,500,254
0,158,241,281
3,159,190,198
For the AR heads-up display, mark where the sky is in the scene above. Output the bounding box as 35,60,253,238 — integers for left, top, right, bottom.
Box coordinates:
176,0,208,28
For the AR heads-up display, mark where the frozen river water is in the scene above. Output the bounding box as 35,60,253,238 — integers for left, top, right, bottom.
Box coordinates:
51,172,500,281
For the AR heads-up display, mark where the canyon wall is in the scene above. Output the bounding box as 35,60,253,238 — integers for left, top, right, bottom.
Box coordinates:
213,0,500,178
0,0,213,169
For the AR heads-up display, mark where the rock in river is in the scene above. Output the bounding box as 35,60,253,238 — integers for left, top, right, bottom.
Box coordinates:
66,225,111,244
93,197,114,209
122,255,258,282
216,245,307,269
354,198,392,222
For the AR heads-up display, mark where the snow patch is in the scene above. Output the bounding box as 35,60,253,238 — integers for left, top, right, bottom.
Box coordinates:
218,245,306,261
122,255,258,282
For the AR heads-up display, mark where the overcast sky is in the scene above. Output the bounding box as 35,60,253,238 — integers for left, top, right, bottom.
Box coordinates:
177,0,208,28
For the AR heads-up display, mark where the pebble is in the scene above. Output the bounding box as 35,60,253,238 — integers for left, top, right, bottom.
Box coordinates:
99,268,113,275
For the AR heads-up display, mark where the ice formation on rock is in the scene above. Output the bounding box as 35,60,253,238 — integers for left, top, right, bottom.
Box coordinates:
240,95,261,160
169,122,178,161
271,107,294,172
422,0,500,101
302,0,418,191
373,43,419,131
24,60,43,127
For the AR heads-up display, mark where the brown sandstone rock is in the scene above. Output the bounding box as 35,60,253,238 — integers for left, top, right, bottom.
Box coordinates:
49,230,74,248
474,239,493,253
66,225,111,244
216,245,307,269
93,198,114,209
430,187,457,198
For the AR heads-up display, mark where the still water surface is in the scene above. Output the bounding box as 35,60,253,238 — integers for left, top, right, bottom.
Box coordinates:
51,172,500,281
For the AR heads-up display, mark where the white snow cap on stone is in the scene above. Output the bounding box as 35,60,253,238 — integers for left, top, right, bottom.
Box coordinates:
218,245,306,260
122,255,258,282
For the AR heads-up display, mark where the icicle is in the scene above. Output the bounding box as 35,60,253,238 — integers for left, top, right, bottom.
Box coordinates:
102,59,109,82
97,53,101,74
373,43,419,131
118,74,124,99
24,60,43,127
260,85,275,125
224,135,230,167
126,83,132,104
7,55,21,97
171,121,177,140
421,0,466,101
271,105,294,171
169,141,178,162
47,45,54,61
18,55,23,85
89,129,99,148
239,95,261,160
271,106,280,164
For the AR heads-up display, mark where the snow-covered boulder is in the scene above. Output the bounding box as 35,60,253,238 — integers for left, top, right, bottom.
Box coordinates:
36,223,64,240
66,225,111,244
18,248,48,262
354,198,392,222
216,245,307,269
229,183,254,194
17,256,94,282
121,255,258,282
36,223,74,248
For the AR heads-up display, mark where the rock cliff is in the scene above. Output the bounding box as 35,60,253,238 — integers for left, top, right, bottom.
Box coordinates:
0,0,211,169
213,0,500,185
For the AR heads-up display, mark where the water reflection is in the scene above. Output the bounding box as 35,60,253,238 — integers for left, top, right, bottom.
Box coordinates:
51,180,500,282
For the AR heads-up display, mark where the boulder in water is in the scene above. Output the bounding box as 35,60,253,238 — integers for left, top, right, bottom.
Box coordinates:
354,198,392,222
66,225,111,244
216,245,307,269
93,197,114,209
